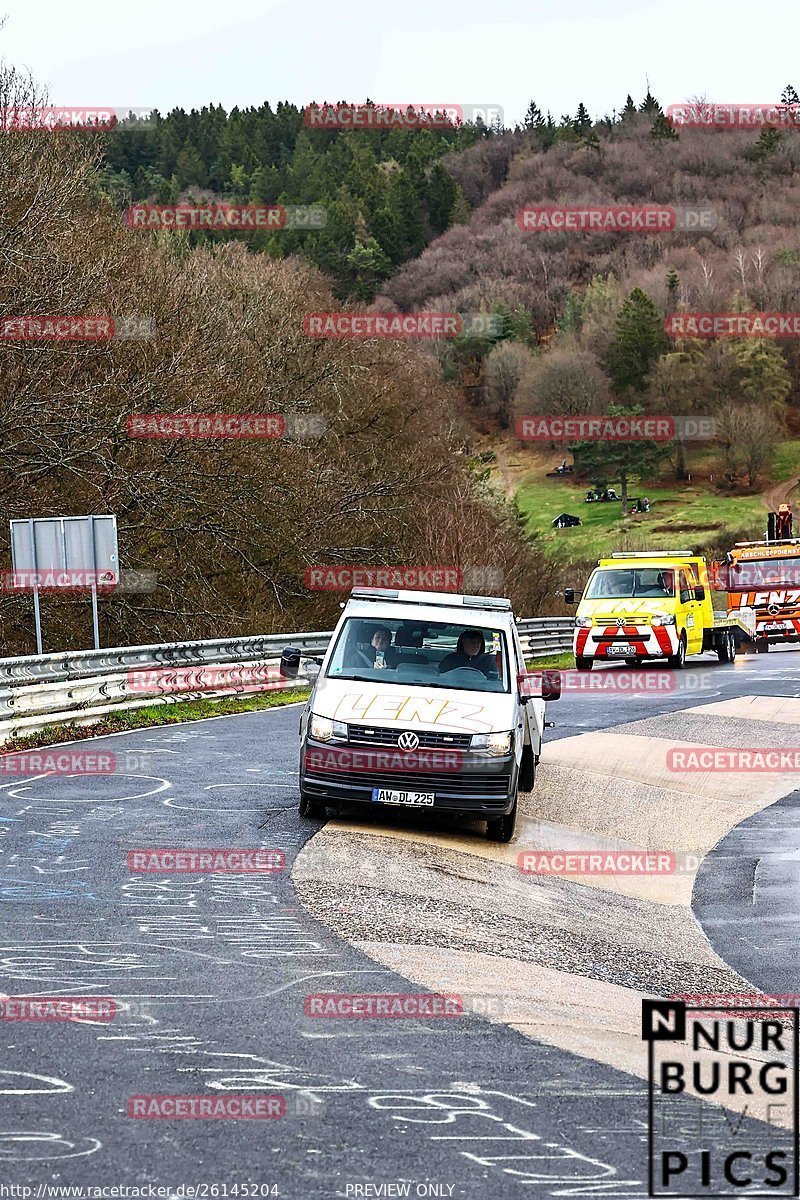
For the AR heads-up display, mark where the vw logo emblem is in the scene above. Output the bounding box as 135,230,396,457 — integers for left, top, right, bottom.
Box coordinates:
397,731,420,752
617,618,626,628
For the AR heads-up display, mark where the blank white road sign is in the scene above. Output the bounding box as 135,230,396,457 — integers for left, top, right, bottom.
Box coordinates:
10,515,119,583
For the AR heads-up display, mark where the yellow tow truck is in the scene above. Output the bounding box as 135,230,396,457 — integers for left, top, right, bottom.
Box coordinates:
564,551,756,669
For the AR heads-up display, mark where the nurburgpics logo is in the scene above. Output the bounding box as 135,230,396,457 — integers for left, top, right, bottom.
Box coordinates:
643,999,799,1197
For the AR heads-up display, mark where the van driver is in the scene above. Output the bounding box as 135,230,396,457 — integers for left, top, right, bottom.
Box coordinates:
438,629,498,678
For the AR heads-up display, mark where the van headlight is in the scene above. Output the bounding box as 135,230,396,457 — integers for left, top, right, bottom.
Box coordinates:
310,715,348,742
471,732,512,756
651,614,676,626
575,617,592,628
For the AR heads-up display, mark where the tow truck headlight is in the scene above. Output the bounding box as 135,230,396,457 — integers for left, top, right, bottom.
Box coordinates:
471,731,512,756
575,617,592,628
310,715,348,742
651,614,676,626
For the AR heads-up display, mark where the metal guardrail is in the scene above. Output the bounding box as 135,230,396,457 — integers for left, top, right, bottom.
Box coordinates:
0,617,574,743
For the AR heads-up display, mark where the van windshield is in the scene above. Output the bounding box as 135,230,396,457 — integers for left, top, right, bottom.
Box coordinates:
585,568,677,600
325,618,510,693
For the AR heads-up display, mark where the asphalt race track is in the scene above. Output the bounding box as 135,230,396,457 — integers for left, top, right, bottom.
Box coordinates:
0,647,798,1197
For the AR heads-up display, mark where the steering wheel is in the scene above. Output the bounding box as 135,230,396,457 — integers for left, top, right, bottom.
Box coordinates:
440,665,484,674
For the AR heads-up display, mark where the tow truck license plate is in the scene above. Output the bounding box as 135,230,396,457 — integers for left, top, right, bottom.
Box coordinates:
372,788,435,807
607,643,631,655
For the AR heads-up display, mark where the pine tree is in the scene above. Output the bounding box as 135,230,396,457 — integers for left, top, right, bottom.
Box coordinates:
425,162,458,235
666,268,680,307
781,84,800,105
344,237,392,302
639,89,663,115
620,95,637,122
570,404,669,512
752,128,784,160
574,102,593,131
523,101,545,129
605,287,668,394
391,169,427,258
651,113,678,141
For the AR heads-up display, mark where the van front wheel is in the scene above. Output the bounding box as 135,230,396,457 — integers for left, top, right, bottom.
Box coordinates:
717,631,736,663
519,746,535,792
575,657,593,671
667,633,687,669
299,788,326,820
487,799,517,843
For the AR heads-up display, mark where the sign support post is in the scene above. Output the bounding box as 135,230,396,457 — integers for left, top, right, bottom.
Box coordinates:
27,519,43,655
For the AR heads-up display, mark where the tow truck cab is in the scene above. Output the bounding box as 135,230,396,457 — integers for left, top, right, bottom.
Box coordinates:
279,588,558,842
566,552,737,668
722,516,800,652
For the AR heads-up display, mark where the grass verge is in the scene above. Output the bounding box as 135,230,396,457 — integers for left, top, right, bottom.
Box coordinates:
526,651,573,669
515,475,765,562
0,686,310,755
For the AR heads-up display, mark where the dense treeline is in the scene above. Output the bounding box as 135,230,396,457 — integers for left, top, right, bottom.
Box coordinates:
378,87,800,491
0,68,552,656
103,104,491,299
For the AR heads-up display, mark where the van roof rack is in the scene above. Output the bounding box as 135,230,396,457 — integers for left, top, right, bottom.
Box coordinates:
350,588,511,610
608,551,694,559
734,539,800,548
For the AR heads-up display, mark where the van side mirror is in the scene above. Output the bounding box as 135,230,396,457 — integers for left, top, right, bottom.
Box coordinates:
541,670,561,702
694,585,706,601
280,647,301,679
564,587,575,605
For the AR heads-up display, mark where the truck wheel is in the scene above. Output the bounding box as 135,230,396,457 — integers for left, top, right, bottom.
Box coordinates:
575,657,593,671
717,631,736,664
756,638,769,654
519,746,535,792
299,788,326,820
487,799,517,843
667,633,687,669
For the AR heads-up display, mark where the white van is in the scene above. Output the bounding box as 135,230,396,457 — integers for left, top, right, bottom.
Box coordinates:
279,588,560,842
